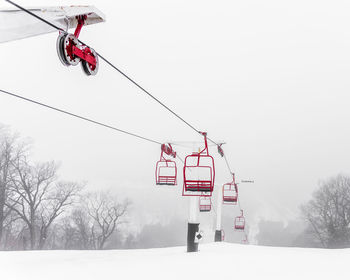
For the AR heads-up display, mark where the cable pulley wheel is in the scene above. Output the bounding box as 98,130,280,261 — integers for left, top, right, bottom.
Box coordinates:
62,34,81,66
81,46,99,76
56,32,70,66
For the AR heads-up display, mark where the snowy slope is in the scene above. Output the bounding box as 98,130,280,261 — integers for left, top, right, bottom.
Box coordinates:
0,243,348,280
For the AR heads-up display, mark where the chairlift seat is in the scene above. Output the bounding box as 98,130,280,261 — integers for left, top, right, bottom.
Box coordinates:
183,153,215,192
155,144,177,186
223,184,238,204
156,160,177,186
234,216,245,231
199,196,212,212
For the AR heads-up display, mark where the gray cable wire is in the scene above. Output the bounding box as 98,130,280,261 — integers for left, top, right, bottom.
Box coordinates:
0,89,162,145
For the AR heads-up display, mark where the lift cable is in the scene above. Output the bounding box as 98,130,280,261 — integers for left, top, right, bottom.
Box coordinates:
5,0,65,32
5,0,241,187
169,141,224,149
5,0,253,239
0,89,162,145
223,154,233,174
5,0,219,146
175,154,185,165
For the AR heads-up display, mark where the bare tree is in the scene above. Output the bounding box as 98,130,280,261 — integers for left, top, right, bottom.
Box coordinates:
6,157,81,249
0,126,28,248
301,174,350,248
71,209,92,249
53,218,76,250
81,191,129,249
37,181,82,249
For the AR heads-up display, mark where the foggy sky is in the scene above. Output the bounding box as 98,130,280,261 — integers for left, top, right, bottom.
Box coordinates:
1,0,350,237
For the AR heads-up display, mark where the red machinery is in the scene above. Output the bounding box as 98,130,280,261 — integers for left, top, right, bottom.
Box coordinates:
223,173,238,205
57,15,99,76
183,132,215,195
1,6,105,77
234,210,245,231
155,143,177,186
199,196,212,212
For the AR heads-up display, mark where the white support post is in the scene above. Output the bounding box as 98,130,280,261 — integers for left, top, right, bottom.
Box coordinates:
189,196,199,223
215,185,223,241
187,196,200,252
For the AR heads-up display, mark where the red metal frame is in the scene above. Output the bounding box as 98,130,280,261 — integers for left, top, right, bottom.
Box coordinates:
234,210,245,231
74,16,86,38
223,173,238,205
155,144,177,186
65,15,97,68
182,132,215,196
72,46,96,66
199,196,212,212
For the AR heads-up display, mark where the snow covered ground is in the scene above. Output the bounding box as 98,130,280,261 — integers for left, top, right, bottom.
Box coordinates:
1,242,348,280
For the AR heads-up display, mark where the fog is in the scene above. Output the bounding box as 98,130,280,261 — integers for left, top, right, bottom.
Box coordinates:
1,0,350,239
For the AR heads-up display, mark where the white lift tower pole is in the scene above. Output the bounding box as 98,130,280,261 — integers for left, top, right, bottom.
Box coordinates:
187,196,200,252
215,185,223,241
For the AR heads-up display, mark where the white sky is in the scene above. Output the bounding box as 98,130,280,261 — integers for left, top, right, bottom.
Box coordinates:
1,0,350,233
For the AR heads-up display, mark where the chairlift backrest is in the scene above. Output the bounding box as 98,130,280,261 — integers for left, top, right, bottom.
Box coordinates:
183,132,215,194
155,144,177,186
199,196,212,212
234,210,245,230
223,173,238,204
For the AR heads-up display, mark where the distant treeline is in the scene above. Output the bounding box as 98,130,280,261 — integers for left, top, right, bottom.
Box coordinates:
1,124,350,250
0,125,129,251
256,174,350,249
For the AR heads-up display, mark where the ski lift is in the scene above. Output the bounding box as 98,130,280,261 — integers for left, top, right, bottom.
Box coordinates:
223,173,238,204
199,196,212,212
155,143,177,186
234,210,245,231
183,132,215,194
241,234,249,244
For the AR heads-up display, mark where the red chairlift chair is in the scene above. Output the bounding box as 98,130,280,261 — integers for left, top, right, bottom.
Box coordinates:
183,132,215,195
223,173,238,205
241,234,249,244
199,196,212,212
234,210,245,231
155,144,177,186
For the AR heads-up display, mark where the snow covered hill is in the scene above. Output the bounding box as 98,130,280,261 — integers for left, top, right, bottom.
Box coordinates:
1,243,348,280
